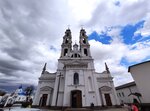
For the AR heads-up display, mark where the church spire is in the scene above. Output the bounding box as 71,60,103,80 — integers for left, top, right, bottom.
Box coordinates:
105,62,110,74
60,29,72,58
42,63,47,74
79,28,91,57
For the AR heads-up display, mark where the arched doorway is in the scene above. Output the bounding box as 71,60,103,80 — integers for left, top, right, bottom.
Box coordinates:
39,86,53,107
39,94,48,107
99,86,112,106
71,90,82,108
104,93,112,106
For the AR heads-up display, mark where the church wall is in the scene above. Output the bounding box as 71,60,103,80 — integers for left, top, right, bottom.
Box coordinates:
56,73,65,106
59,76,65,92
57,62,64,70
33,79,55,106
93,73,102,106
51,70,65,106
83,70,99,106
110,93,115,105
51,76,59,106
62,69,86,106
34,29,120,108
62,68,100,107
87,61,94,69
96,78,120,106
110,82,120,105
57,92,64,106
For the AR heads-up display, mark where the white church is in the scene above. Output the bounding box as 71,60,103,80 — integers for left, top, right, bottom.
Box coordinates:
33,29,120,108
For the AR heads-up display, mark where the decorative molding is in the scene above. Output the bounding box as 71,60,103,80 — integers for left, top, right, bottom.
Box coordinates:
68,84,85,87
88,91,95,93
39,80,55,84
97,77,113,82
39,76,56,80
100,86,112,92
40,86,53,91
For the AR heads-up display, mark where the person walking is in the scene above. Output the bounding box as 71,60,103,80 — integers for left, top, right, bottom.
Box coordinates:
131,104,139,111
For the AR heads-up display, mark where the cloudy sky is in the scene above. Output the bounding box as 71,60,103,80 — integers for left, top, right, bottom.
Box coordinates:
0,0,150,92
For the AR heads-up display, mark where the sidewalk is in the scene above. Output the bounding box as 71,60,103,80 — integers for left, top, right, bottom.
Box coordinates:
40,107,129,111
94,107,128,111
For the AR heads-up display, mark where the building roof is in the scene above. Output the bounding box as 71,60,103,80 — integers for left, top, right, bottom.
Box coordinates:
128,60,150,72
115,81,136,90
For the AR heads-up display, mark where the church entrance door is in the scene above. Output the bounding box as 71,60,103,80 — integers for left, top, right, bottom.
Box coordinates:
71,90,82,108
39,94,48,107
104,93,112,106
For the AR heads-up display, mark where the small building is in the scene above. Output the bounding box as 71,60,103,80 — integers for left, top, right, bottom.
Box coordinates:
0,86,27,107
128,60,150,103
116,81,143,104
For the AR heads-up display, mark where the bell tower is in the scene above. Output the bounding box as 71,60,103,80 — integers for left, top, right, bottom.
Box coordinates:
60,29,72,58
79,28,91,57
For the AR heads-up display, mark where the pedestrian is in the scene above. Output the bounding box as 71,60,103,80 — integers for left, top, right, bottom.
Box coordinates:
131,104,139,111
127,104,132,111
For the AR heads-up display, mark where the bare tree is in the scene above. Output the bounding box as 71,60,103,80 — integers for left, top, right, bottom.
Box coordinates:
0,90,6,96
24,86,34,102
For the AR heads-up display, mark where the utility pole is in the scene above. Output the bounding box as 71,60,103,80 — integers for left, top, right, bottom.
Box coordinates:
55,72,63,106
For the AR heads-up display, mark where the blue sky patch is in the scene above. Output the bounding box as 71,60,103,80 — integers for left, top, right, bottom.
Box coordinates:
50,45,57,51
120,55,150,67
88,31,112,44
120,20,145,45
138,36,150,43
120,57,137,67
114,1,120,6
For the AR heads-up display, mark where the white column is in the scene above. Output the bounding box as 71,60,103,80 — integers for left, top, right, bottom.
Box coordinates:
51,74,59,106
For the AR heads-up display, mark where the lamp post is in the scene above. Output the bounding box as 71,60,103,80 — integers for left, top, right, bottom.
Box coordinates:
55,72,63,106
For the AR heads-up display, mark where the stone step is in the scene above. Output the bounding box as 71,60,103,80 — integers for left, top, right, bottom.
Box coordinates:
65,108,93,111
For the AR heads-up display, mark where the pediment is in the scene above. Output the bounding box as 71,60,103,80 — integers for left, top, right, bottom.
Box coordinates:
100,86,112,91
40,86,53,91
65,60,88,66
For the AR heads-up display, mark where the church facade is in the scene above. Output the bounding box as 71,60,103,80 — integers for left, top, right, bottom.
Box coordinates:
33,29,120,108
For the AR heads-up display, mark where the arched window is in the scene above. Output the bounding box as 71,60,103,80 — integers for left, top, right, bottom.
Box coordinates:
66,32,69,36
65,38,69,44
64,49,68,56
82,33,85,36
88,77,93,91
84,49,88,56
74,73,79,85
74,53,77,58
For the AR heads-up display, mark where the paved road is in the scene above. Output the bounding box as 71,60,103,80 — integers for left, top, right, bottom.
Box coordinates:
1,107,129,111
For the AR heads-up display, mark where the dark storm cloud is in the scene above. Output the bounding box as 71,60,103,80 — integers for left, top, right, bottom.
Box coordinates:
0,0,54,88
0,0,51,39
85,0,150,28
0,59,27,74
0,0,71,92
